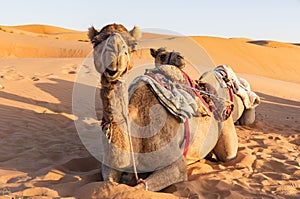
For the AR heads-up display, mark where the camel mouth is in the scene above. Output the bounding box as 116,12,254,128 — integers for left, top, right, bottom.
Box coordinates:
106,68,118,77
92,33,132,82
175,58,186,69
103,67,128,82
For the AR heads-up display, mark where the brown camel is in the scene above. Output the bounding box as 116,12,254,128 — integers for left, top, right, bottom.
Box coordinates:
150,47,256,126
88,24,253,191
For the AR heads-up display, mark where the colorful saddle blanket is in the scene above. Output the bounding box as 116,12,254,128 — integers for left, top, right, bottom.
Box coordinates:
129,65,234,122
129,65,203,122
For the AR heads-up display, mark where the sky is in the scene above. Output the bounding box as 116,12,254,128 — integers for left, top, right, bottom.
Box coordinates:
1,0,300,42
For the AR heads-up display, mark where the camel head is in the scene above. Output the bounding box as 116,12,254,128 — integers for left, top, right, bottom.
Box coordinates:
88,23,141,82
150,48,186,69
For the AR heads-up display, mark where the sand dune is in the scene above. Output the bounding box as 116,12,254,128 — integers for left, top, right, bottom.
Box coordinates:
0,25,299,198
0,30,91,58
0,25,91,58
1,24,299,83
7,24,79,34
1,24,89,41
192,36,300,84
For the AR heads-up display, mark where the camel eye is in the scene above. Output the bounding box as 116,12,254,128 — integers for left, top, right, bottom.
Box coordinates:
160,54,166,61
177,55,183,59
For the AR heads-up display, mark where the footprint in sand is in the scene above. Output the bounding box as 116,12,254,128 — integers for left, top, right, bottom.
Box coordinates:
21,187,59,198
61,64,78,74
31,76,40,81
28,73,54,81
0,67,24,81
272,182,300,198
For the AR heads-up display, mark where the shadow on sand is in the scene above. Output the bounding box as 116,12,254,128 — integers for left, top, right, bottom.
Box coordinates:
0,77,102,196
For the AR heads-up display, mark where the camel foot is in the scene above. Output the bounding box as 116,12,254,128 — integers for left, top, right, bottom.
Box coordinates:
102,164,122,183
135,156,187,191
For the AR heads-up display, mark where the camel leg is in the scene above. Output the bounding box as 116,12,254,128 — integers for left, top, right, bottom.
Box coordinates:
135,156,187,191
102,163,122,183
239,108,255,125
213,117,238,162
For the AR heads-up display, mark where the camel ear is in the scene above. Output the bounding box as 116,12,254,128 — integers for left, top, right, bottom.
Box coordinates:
87,26,99,42
150,48,158,58
130,26,141,41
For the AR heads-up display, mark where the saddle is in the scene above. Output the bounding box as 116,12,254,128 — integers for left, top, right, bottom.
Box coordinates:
144,65,210,119
135,65,234,122
198,70,234,121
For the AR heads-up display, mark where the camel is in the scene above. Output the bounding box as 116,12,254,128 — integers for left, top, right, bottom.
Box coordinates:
88,24,256,191
150,47,257,126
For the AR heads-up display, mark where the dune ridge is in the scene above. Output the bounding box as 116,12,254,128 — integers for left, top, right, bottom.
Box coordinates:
1,24,89,41
1,24,299,84
0,31,91,58
7,24,79,34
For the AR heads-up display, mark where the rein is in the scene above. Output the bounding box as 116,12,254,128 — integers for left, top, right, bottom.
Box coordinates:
180,69,211,113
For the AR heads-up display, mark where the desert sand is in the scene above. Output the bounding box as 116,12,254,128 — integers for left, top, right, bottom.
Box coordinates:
0,25,299,199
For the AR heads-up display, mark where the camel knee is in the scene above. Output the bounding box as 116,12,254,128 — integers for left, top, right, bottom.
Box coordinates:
214,119,238,162
214,149,237,162
239,108,255,125
213,140,237,162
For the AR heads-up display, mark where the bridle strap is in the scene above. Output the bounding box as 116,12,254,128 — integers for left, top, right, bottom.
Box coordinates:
100,34,113,64
167,52,173,64
113,32,131,64
100,33,131,81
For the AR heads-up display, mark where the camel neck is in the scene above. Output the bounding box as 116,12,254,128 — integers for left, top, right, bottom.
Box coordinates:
100,75,129,126
99,75,133,169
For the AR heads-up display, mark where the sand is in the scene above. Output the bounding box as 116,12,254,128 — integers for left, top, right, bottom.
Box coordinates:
0,25,299,199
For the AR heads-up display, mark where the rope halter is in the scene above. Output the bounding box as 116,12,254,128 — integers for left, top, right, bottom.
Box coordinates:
99,33,131,82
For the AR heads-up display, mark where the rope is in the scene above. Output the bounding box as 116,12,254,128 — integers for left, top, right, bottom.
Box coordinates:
100,33,131,79
180,69,211,112
178,83,232,104
100,33,145,189
111,34,141,186
113,33,131,64
100,34,112,65
118,80,148,190
122,87,148,190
